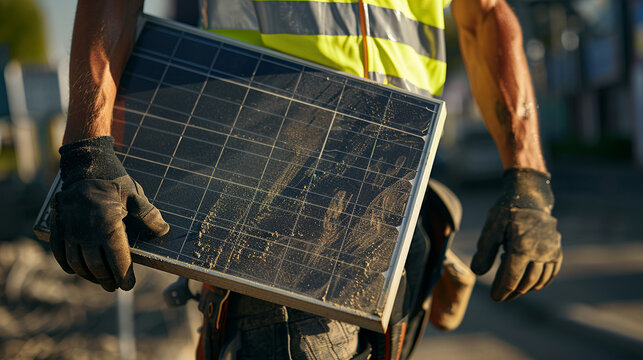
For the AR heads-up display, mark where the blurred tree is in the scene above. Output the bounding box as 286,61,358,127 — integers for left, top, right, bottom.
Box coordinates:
0,0,46,64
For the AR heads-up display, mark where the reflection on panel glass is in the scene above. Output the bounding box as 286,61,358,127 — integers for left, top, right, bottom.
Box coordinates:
113,18,440,319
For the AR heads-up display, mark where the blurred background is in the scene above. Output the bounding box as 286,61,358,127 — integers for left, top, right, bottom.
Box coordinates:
1,0,642,359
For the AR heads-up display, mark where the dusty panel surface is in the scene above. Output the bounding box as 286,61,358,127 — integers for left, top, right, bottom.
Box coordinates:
107,17,443,325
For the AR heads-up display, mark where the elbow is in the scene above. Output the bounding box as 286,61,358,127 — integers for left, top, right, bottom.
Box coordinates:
452,0,498,28
452,0,520,37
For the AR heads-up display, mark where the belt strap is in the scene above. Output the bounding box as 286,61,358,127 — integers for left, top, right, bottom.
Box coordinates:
197,284,231,360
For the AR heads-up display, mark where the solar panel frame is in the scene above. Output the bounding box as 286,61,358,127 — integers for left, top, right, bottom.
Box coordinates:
34,14,446,333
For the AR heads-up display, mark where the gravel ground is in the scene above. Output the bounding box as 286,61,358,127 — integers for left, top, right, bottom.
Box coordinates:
0,237,200,360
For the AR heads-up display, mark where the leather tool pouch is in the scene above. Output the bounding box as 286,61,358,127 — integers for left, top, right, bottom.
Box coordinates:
429,249,475,331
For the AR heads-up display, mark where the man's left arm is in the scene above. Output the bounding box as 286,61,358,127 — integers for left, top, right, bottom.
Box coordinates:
451,0,562,301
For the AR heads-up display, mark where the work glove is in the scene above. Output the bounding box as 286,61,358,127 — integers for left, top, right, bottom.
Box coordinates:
470,168,562,302
50,136,169,291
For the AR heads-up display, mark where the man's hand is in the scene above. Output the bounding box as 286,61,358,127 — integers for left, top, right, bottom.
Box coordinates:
471,168,562,301
50,136,169,291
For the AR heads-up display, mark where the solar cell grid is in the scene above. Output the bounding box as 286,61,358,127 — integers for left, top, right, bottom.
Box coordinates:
119,17,437,323
35,16,445,332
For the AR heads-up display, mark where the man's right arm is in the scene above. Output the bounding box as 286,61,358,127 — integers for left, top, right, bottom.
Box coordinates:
51,0,169,292
64,0,143,144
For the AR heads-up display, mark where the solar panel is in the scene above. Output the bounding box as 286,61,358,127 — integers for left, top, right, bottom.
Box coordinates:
34,15,446,332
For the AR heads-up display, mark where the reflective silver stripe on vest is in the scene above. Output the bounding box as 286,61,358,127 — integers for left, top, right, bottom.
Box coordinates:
254,1,361,36
368,72,433,97
366,5,446,62
200,0,259,31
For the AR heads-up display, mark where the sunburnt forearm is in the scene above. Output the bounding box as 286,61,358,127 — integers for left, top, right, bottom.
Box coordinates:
64,0,143,145
452,0,546,172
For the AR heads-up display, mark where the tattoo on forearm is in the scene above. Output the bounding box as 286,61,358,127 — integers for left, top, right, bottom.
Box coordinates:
495,101,510,127
521,101,533,122
494,100,519,148
495,100,535,126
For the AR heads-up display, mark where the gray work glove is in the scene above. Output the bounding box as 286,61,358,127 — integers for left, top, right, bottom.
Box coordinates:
470,168,562,302
50,136,169,291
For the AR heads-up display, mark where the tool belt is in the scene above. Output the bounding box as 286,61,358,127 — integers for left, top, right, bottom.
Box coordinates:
196,284,231,360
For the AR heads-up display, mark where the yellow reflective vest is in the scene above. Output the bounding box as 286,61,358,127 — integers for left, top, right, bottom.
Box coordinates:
200,0,450,97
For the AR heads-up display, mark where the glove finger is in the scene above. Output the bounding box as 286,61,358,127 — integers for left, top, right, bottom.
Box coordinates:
471,209,507,275
82,246,117,292
533,262,554,290
138,203,170,238
506,261,543,300
49,215,74,274
103,223,136,291
491,253,530,302
128,189,170,239
544,260,562,287
50,234,74,274
105,251,136,291
66,243,99,284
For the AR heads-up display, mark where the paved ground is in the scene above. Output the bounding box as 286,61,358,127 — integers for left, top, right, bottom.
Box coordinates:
1,159,641,359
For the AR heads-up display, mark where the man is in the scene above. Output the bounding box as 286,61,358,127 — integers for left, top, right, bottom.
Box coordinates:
50,0,562,359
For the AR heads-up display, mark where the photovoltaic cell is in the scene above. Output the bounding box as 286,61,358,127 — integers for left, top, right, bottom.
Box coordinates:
34,15,446,332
